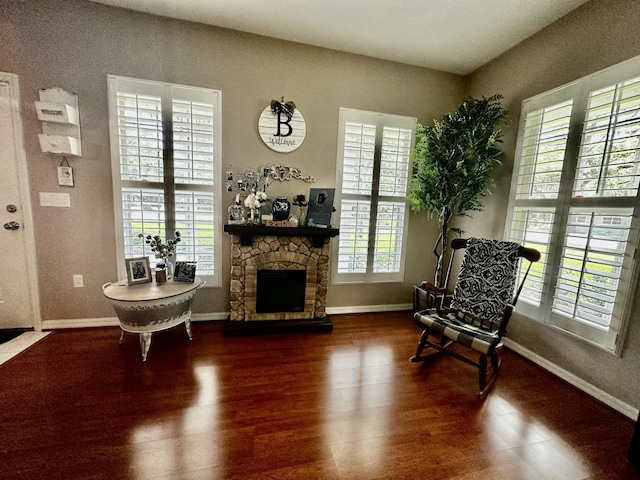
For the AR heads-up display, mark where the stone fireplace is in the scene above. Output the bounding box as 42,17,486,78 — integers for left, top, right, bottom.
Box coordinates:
224,225,339,335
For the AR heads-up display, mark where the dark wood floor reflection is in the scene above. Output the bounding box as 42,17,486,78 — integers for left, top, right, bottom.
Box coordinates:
0,312,637,479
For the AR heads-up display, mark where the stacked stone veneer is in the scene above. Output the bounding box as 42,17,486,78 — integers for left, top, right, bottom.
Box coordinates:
229,234,330,321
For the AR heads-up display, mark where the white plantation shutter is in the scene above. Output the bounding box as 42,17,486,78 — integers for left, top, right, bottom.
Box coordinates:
116,92,164,182
109,76,222,285
175,190,216,276
334,109,416,283
337,122,375,273
114,85,167,263
508,208,554,306
508,100,573,309
173,98,215,185
515,100,572,200
379,126,411,196
575,76,640,197
373,126,412,273
337,199,370,273
171,93,217,277
121,188,165,259
506,60,640,353
553,209,632,329
374,201,406,272
341,122,375,195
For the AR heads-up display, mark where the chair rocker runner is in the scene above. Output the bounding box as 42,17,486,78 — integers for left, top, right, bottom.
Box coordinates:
411,237,540,398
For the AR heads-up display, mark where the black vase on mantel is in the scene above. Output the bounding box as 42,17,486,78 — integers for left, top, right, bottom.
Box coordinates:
272,196,291,221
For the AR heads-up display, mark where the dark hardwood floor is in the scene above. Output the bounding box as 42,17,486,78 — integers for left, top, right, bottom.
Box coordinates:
0,311,637,480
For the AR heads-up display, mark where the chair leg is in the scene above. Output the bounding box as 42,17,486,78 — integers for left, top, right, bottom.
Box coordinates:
410,328,431,362
479,354,488,393
491,353,500,374
477,352,501,398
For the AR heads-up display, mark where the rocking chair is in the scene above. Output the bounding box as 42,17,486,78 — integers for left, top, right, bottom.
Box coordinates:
411,237,540,398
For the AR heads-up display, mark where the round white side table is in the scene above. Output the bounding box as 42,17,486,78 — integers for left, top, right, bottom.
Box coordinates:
103,277,204,361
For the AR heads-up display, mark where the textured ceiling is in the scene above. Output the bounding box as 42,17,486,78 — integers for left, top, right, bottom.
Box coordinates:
88,0,590,74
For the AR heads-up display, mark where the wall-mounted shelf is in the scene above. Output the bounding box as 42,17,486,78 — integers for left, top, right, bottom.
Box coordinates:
35,87,81,157
34,100,79,125
38,134,82,156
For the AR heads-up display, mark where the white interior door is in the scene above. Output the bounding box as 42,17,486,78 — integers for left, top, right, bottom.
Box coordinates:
0,72,40,330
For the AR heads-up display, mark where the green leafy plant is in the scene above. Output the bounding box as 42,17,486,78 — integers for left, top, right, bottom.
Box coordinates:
408,94,509,288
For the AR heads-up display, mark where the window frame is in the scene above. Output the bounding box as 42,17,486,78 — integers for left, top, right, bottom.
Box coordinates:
332,108,416,284
107,75,223,287
506,57,640,354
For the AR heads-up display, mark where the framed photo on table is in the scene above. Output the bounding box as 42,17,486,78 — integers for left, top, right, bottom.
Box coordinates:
125,257,152,285
174,261,197,283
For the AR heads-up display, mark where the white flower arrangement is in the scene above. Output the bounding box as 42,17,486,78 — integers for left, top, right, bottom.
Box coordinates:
244,191,267,209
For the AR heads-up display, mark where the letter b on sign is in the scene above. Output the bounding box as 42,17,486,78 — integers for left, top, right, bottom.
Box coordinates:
275,112,293,137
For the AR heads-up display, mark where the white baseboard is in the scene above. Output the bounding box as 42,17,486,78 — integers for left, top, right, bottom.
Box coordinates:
41,312,230,330
41,307,412,330
503,337,638,420
41,317,120,329
192,312,229,321
326,303,412,315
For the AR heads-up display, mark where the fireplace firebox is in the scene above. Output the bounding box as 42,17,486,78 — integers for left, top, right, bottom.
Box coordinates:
257,269,306,313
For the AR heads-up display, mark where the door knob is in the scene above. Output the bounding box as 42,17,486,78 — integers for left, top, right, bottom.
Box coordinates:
3,221,20,230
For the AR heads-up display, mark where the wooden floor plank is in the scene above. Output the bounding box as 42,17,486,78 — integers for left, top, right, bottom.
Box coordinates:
0,312,637,479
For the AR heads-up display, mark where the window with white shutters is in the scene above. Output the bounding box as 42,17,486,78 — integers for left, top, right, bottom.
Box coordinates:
506,58,640,353
108,76,222,285
333,109,416,283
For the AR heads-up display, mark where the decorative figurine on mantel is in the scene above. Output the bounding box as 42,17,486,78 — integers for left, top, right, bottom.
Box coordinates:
227,193,246,224
292,193,309,226
244,190,267,224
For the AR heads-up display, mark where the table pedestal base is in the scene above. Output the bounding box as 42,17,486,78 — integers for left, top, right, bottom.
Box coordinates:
118,317,193,361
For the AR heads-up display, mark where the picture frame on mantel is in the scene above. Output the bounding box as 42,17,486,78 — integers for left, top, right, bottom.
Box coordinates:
305,188,335,227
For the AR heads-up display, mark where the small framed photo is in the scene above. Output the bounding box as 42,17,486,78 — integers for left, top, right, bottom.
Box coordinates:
305,188,336,227
125,257,152,285
174,261,197,283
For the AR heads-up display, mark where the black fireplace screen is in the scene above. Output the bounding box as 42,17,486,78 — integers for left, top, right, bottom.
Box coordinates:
256,269,306,313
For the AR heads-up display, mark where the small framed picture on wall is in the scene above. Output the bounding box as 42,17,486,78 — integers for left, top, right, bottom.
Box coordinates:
125,257,152,285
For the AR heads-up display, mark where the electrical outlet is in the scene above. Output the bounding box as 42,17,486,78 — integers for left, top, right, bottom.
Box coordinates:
73,274,84,288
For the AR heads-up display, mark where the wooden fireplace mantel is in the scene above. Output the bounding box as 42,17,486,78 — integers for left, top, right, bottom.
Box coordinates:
224,224,339,247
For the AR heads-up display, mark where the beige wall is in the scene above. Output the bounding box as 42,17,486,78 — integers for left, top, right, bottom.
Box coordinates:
465,0,640,408
3,0,639,408
0,0,463,321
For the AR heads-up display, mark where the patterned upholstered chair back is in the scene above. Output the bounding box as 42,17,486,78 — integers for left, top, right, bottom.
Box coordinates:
450,238,520,324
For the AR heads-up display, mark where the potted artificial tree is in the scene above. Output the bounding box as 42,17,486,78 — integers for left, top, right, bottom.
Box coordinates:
408,94,509,292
